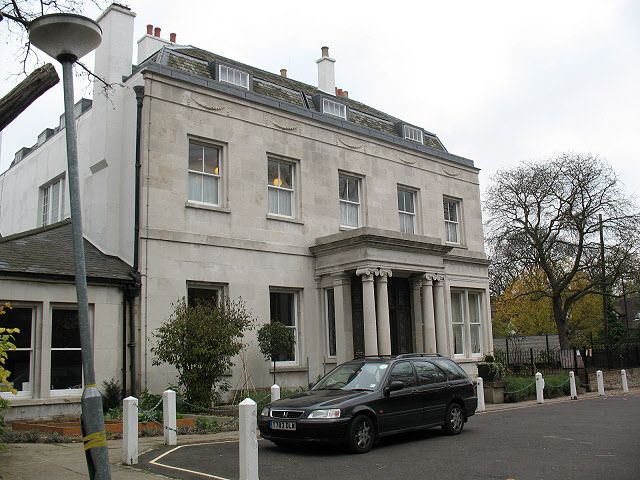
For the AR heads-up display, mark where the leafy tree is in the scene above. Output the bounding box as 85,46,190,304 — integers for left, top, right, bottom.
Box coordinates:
0,303,19,395
257,321,296,385
152,296,254,408
485,154,640,349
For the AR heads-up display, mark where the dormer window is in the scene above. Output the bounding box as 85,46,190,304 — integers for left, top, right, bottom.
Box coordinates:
322,98,347,119
403,125,424,144
218,64,249,89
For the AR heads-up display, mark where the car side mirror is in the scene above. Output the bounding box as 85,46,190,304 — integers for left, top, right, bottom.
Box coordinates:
384,380,405,396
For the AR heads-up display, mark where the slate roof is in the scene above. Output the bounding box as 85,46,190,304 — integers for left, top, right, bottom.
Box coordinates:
152,46,448,152
0,219,134,284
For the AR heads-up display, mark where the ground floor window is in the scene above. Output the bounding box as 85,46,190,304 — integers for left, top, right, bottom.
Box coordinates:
269,290,299,364
325,289,336,357
50,308,82,393
187,283,224,307
0,306,34,395
450,289,483,357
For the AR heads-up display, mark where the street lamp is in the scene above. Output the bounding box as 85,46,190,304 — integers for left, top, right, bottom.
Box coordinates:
28,14,110,480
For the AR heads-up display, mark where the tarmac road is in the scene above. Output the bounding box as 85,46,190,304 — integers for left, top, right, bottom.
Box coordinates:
139,393,640,480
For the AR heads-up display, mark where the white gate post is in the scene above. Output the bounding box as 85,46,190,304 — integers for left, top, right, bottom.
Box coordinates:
569,371,578,400
476,377,486,413
621,369,629,394
271,384,281,402
163,389,177,446
122,396,138,465
535,372,544,404
239,398,258,480
596,370,605,396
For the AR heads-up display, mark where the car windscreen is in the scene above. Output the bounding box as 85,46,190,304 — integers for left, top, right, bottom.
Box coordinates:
313,362,388,392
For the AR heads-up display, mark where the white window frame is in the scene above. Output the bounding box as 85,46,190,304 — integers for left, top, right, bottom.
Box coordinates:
269,289,300,366
444,197,461,244
403,125,424,144
0,305,35,398
398,187,416,234
325,288,337,358
267,158,295,218
450,289,484,358
218,64,250,89
339,173,361,229
49,306,83,396
322,98,347,119
40,176,65,226
188,140,222,206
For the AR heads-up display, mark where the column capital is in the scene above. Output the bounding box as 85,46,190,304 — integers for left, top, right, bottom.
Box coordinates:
356,267,377,278
425,272,445,283
377,268,392,278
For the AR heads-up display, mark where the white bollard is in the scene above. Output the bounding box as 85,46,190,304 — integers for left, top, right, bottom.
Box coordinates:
122,396,138,465
596,370,605,396
535,372,544,404
621,369,629,394
476,377,486,413
569,371,578,400
239,398,258,480
163,389,177,446
271,384,281,402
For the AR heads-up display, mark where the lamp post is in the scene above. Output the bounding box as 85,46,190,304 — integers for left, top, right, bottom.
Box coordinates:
28,14,110,480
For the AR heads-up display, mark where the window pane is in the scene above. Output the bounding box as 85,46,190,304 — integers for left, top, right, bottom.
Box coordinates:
340,201,349,226
453,324,464,355
446,222,458,243
50,350,82,390
347,177,359,202
339,175,348,200
279,190,292,216
405,192,414,212
50,181,60,222
414,361,445,385
469,293,480,323
42,187,49,225
268,160,279,186
388,362,416,387
268,187,278,214
470,324,481,354
279,163,292,189
1,307,32,348
270,292,294,327
188,172,202,201
326,289,336,357
188,288,219,307
397,190,404,211
189,143,203,172
203,176,218,204
400,213,414,234
451,293,463,324
51,309,80,348
4,350,31,392
203,146,219,175
342,202,358,227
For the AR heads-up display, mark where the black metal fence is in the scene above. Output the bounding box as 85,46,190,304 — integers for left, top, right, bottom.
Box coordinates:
496,342,640,388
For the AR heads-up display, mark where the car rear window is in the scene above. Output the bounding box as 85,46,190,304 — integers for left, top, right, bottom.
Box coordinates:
432,359,468,380
414,360,446,385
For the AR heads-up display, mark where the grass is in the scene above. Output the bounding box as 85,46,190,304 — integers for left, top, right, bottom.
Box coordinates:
504,373,582,403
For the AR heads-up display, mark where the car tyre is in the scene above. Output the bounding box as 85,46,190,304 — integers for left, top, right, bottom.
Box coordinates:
442,402,465,435
347,414,375,453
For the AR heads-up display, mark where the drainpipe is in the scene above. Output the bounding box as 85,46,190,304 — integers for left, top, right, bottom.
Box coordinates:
128,84,145,397
121,286,127,398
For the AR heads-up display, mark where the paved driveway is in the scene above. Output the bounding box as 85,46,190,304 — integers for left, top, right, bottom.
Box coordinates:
139,394,640,480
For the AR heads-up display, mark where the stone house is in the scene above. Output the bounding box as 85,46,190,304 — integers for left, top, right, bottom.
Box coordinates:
0,4,492,418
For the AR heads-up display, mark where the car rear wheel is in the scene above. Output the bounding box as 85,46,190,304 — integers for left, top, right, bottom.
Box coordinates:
442,402,465,435
347,414,375,453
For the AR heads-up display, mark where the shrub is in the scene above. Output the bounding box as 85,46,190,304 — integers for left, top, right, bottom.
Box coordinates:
257,321,296,384
503,376,536,403
100,378,122,413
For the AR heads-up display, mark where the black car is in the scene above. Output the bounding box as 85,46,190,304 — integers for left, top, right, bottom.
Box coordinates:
258,353,477,453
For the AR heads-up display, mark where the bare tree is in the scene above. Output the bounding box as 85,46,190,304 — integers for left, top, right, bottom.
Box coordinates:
485,153,640,349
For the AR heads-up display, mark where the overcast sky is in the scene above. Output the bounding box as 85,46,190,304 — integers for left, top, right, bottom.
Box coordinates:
1,0,638,199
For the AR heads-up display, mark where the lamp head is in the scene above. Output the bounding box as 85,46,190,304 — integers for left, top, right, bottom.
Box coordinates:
28,13,102,62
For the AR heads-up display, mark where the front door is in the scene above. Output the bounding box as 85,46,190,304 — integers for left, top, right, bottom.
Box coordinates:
388,278,412,354
351,274,365,357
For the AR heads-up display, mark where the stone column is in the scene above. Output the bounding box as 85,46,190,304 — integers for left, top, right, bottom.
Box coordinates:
332,274,353,363
411,278,423,352
356,268,378,356
433,275,449,357
422,275,437,353
375,269,392,356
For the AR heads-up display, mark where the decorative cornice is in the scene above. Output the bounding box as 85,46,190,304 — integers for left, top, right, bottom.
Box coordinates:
441,166,461,177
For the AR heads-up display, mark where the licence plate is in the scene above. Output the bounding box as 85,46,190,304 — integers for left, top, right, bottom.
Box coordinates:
270,420,296,431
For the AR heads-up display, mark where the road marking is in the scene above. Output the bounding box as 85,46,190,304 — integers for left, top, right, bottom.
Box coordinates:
148,440,238,480
544,435,574,441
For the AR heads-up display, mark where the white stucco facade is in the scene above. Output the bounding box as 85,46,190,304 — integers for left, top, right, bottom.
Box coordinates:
0,4,492,414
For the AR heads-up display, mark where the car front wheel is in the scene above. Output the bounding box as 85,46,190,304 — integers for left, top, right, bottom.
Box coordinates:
347,414,375,453
442,402,465,435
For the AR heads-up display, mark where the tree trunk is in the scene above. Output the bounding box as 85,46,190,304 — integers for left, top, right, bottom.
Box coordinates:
552,294,571,349
0,63,59,131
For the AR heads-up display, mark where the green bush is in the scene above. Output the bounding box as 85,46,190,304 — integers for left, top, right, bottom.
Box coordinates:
194,416,219,433
504,373,581,402
100,378,122,413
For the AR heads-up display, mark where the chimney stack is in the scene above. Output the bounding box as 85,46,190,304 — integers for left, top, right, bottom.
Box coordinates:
170,32,176,43
316,46,336,95
146,24,153,35
280,68,287,78
154,26,161,37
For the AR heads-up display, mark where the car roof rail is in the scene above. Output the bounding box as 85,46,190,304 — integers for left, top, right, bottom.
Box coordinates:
395,353,443,359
